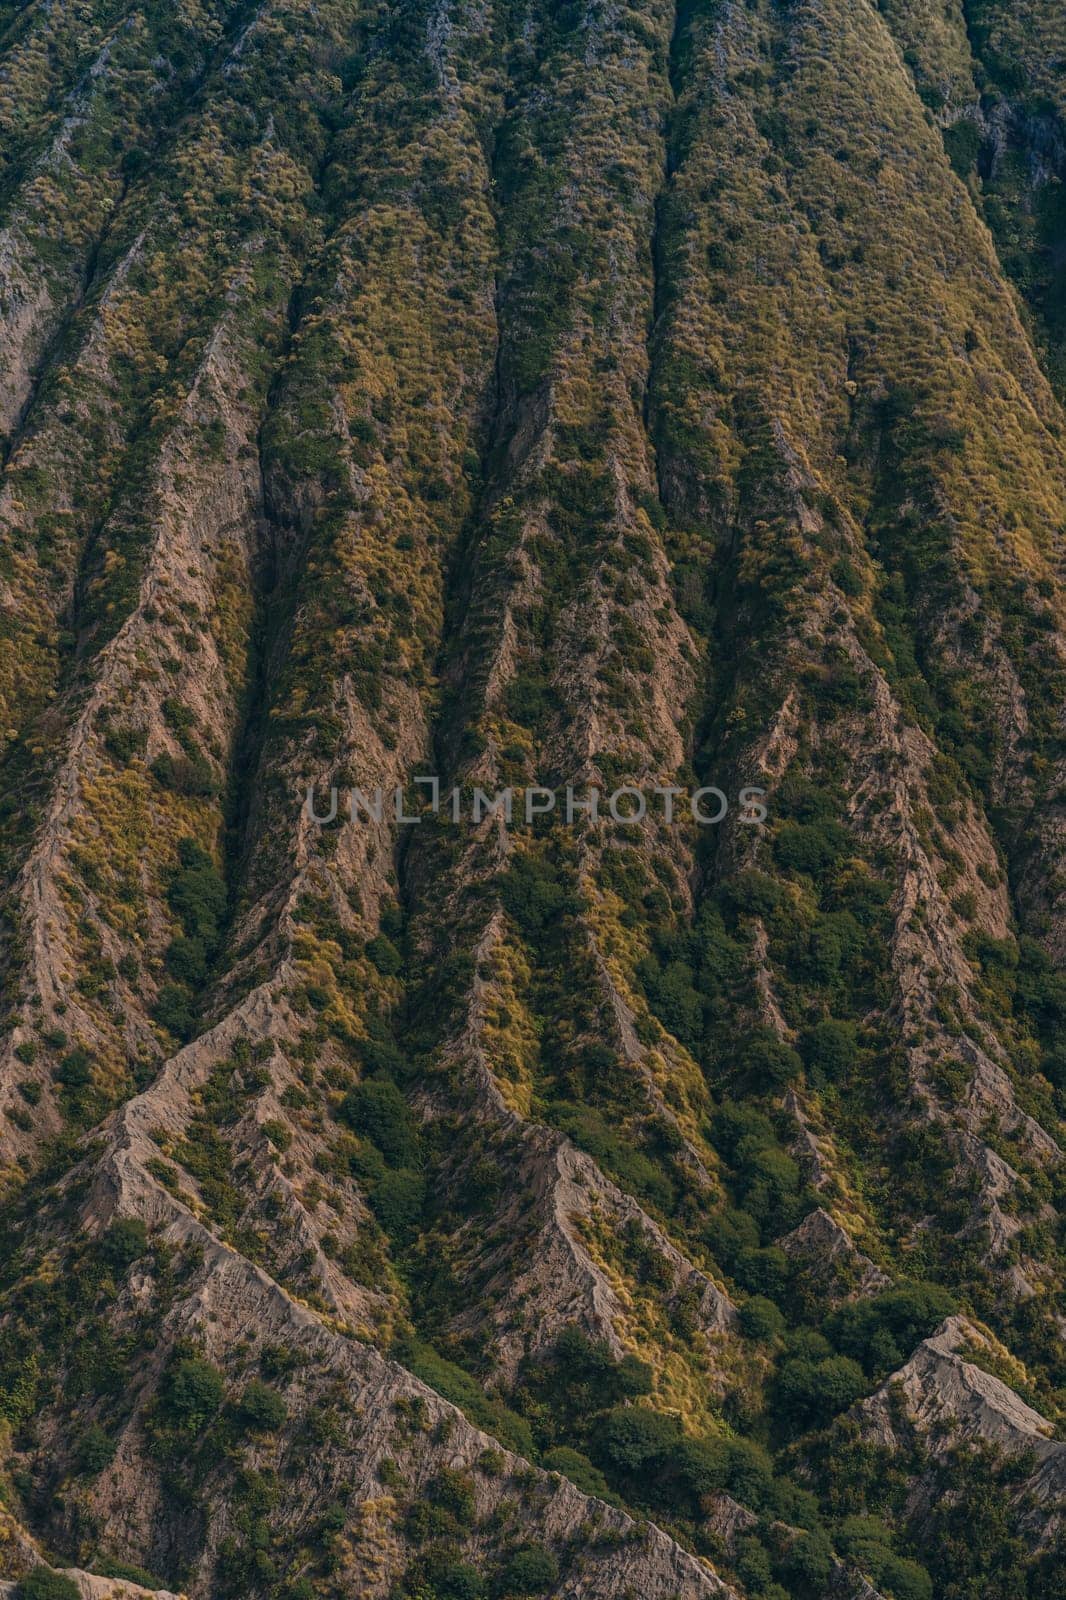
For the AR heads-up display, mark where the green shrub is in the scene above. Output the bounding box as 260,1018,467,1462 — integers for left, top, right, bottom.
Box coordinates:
100,1217,148,1269
672,1434,729,1501
877,1555,933,1600
722,1437,775,1509
593,1404,680,1474
540,1445,612,1498
943,118,982,177
150,751,218,796
75,1423,115,1474
500,854,580,935
740,1295,786,1341
154,983,195,1039
734,1246,789,1298
104,724,145,763
828,1283,957,1376
96,1560,167,1588
236,1379,287,1433
15,1569,80,1600
340,1079,418,1166
425,1559,486,1599
168,839,227,943
835,1513,895,1569
161,1356,224,1431
360,1038,409,1078
744,1032,803,1086
261,1119,292,1152
365,934,402,975
55,1046,92,1087
406,1469,479,1543
369,1168,425,1234
735,1535,772,1591
800,1019,858,1081
775,1354,866,1425
774,821,849,876
588,1405,737,1518
165,935,208,984
777,1527,833,1589
505,672,558,728
527,1326,653,1437
499,1545,559,1595
723,870,784,918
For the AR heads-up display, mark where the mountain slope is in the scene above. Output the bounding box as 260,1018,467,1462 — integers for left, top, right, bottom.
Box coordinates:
0,1,1063,1598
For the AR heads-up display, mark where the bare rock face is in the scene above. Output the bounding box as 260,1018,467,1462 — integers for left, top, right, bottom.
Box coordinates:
74,1162,738,1598
0,1506,184,1597
856,1315,1057,1456
4,987,742,1597
777,1209,890,1303
0,1574,184,1600
447,1117,736,1382
825,1568,889,1600
853,1316,1066,1543
700,1491,758,1550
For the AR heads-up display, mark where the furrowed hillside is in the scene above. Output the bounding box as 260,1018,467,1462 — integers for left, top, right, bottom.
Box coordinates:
0,2,1063,1599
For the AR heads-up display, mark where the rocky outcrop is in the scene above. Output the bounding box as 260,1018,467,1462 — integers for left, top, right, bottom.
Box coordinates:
0,1573,183,1600
854,1316,1066,1543
448,1119,736,1380
57,1117,740,1597
777,1208,890,1303
0,1504,183,1596
825,1569,890,1600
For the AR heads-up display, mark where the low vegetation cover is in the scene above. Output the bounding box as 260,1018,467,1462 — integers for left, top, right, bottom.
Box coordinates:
0,0,1063,1598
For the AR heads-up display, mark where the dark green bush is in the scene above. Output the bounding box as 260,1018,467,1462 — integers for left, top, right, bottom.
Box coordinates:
150,751,218,796
593,1404,680,1473
828,1283,957,1377
800,1019,858,1082
15,1569,80,1600
369,1168,425,1234
340,1078,419,1166
154,983,195,1039
100,1217,148,1269
775,1353,866,1425
165,935,208,984
740,1296,786,1341
744,1032,803,1086
75,1423,115,1474
361,1037,409,1078
168,839,227,943
943,118,982,177
425,1559,486,1600
500,854,580,935
55,1046,92,1087
876,1555,933,1600
499,1544,559,1595
722,870,784,918
526,1326,653,1438
161,1356,224,1431
236,1379,287,1433
777,1526,833,1589
366,934,402,975
774,821,850,876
